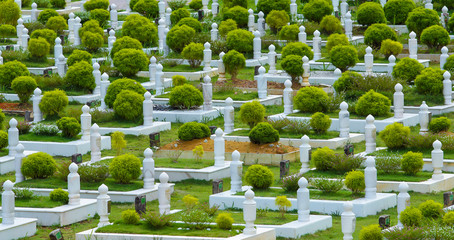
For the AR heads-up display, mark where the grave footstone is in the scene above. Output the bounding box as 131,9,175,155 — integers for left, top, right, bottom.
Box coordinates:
212,179,223,194
149,133,160,147
24,111,32,122
444,192,454,207
71,154,82,164
49,229,64,240
280,160,290,178
379,215,390,229
135,195,146,215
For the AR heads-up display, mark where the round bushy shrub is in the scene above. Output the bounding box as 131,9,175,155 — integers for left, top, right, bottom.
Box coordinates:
310,112,331,134
170,8,190,25
429,117,451,133
39,89,69,118
67,49,92,67
312,147,335,171
443,211,454,225
380,39,403,58
169,84,203,109
401,151,423,175
0,24,16,40
279,24,299,41
219,19,237,37
11,76,37,104
113,49,148,77
330,45,358,72
400,207,423,227
176,17,202,32
38,9,58,24
302,0,333,23
110,154,142,183
345,170,365,194
83,0,109,11
189,0,203,10
444,55,454,71
449,15,454,33
240,100,266,128
49,188,69,203
281,55,303,82
355,90,391,117
379,122,410,149
182,43,204,68
0,60,29,88
326,33,349,53
333,71,362,93
357,2,386,26
113,90,144,120
79,19,104,38
30,29,57,47
21,152,57,179
223,6,248,28
46,16,68,34
392,57,424,84
384,0,415,25
244,165,274,189
0,0,21,25
110,36,142,58
415,68,444,95
28,37,50,59
0,131,7,150
216,213,234,230
122,14,158,45
133,0,159,19
172,75,186,86
223,50,246,79
248,122,279,144
121,209,140,224
65,61,96,91
320,15,343,35
56,117,81,138
50,0,66,8
281,42,313,59
178,122,210,141
359,224,383,240
406,7,440,37
420,25,450,50
265,10,289,32
364,24,397,50
419,200,443,219
167,25,196,53
257,0,289,16
294,86,329,113
226,29,253,53
89,9,110,27
82,32,104,52
105,78,146,108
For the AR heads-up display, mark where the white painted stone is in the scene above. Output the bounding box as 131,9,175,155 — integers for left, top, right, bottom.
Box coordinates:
248,9,255,32
14,144,24,183
16,18,23,39
302,56,310,86
203,75,213,111
443,71,452,105
110,4,118,29
126,0,131,12
159,0,165,19
365,115,376,154
74,17,82,46
68,163,81,205
409,31,417,59
32,88,42,123
149,56,157,83
155,64,164,95
380,0,386,7
143,92,154,126
397,182,410,227
432,140,444,180
364,46,373,75
93,62,101,95
442,6,449,28
268,45,276,74
341,202,355,240
81,0,86,11
21,28,29,50
313,30,321,60
243,189,257,235
224,97,234,134
213,128,226,167
283,80,293,114
2,180,14,225
0,50,2,65
158,172,171,215
290,0,297,19
57,54,66,77
90,124,101,163
8,119,18,157
425,0,433,10
158,18,166,52
298,26,306,44
218,52,226,81
388,55,396,75
81,105,91,141
212,0,219,17
143,148,155,189
341,0,348,24
365,157,377,199
258,11,265,36
345,11,352,40
97,184,110,227
297,177,309,222
204,42,212,71
257,66,267,99
394,83,404,119
165,8,172,26
15,0,21,10
54,38,63,66
211,23,218,41
202,0,208,10
108,30,116,54
419,101,430,135
441,46,449,69
230,150,243,193
299,135,310,174
253,31,261,60
0,217,37,240
339,102,350,138
31,3,38,22
163,28,169,57
100,73,110,110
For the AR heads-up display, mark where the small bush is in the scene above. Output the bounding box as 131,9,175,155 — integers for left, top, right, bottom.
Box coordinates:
320,15,343,35
401,151,423,175
226,29,254,53
239,100,266,128
364,24,397,50
333,71,362,93
219,19,237,38
266,10,289,32
345,170,365,194
294,86,329,113
357,2,386,26
13,188,35,200
224,0,247,8
282,174,301,192
82,32,104,52
133,0,159,19
181,207,211,230
257,0,289,16
49,188,69,203
189,0,203,10
166,25,196,53
330,45,358,72
113,90,144,120
375,152,401,173
38,9,58,24
17,121,31,135
89,9,109,27
172,75,186,86
312,178,343,193
122,209,140,224
444,55,454,71
0,0,21,25
415,68,444,95
46,16,68,34
110,36,142,58
79,164,109,183
11,76,37,104
359,224,383,240
143,211,172,228
50,0,66,8
379,122,410,149
249,122,279,144
65,61,96,91
0,131,7,149
79,19,103,38
39,89,69,118
326,33,349,53
400,207,423,227
429,117,451,133
176,17,202,32
109,154,142,184
279,24,299,41
281,42,313,59
169,84,203,109
384,0,415,25
21,152,57,179
105,78,146,108
406,7,440,37
421,25,450,50
310,112,331,134
302,0,333,23
178,122,210,141
170,8,190,25
443,211,454,225
182,43,204,68
67,49,92,67
0,60,29,88
280,55,303,82
223,6,248,28
0,24,16,41
56,117,81,138
392,57,424,84
122,14,158,45
113,49,149,77
355,90,391,117
32,124,59,136
30,29,56,48
223,50,246,79
28,37,50,59
245,165,274,189
83,0,109,11
216,213,234,230
312,147,336,171
419,200,443,219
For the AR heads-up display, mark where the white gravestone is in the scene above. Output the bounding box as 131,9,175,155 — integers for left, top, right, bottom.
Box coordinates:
90,124,101,163
302,56,310,86
339,101,350,138
432,140,444,180
290,0,297,20
243,189,257,235
158,172,171,215
257,12,265,36
211,23,218,41
143,91,153,126
21,28,29,50
203,42,212,71
443,71,452,105
155,64,164,95
68,163,81,205
80,105,91,141
419,101,430,135
33,88,42,123
257,66,267,99
397,182,410,228
54,38,63,66
15,144,25,183
159,0,166,19
388,55,396,75
203,75,213,111
8,118,18,157
253,31,261,60
394,83,404,119
74,17,82,46
441,46,449,69
166,8,172,26
442,6,449,28
57,54,66,77
297,177,310,222
218,52,226,81
149,56,157,83
364,157,377,199
108,30,116,54
345,11,353,40
313,30,321,60
214,128,225,167
248,9,255,32
230,150,243,193
2,180,15,225
31,3,38,22
341,202,355,240
100,73,110,110
283,80,293,115
97,184,111,227
16,18,24,39
143,148,155,189
93,62,101,95
224,97,234,134
341,0,348,24
409,31,417,59
212,0,219,17
298,26,306,44
365,115,376,154
425,0,433,10
268,44,277,74
110,4,118,29
299,135,310,174
364,46,373,75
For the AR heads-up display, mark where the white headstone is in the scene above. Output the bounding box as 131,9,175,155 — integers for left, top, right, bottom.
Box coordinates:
268,44,276,74
203,42,212,71
297,177,309,222
16,18,23,39
388,55,396,75
214,128,225,167
110,4,118,29
143,148,155,189
248,9,255,32
313,30,321,60
257,12,265,36
253,31,261,60
419,101,430,135
283,80,293,114
203,75,213,111
8,118,18,157
97,184,111,227
243,189,257,235
212,0,219,17
218,52,226,81
341,202,355,240
397,182,410,228
425,0,433,10
108,30,116,54
332,0,339,12
339,101,350,138
68,163,81,205
432,140,444,180
2,180,15,225
158,172,171,215
364,157,377,199
166,8,172,26
126,0,131,12
256,66,267,99
394,83,404,119
230,150,243,193
211,23,218,41
31,3,38,22
68,12,75,35
100,73,110,110
90,123,101,163
0,50,3,65
441,46,449,69
163,28,169,57
442,6,449,28
298,26,307,44
341,0,348,23
33,88,42,123
202,0,208,10
81,105,91,141
14,144,25,183
57,54,66,77
143,91,153,126
365,115,376,154
345,11,352,40
224,97,234,134
21,28,29,50
155,64,164,95
443,71,452,105
54,38,63,66
149,56,157,83
93,62,101,95
302,56,310,86
159,0,166,19
158,18,166,52
74,17,82,46
299,135,310,174
364,46,373,75
290,0,297,20
380,0,386,7
409,31,417,60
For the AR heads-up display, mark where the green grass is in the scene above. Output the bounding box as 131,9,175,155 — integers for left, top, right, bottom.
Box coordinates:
212,91,258,101
19,133,80,142
110,76,150,83
315,57,401,64
155,158,214,169
3,196,64,208
162,65,204,72
227,210,297,225
235,188,365,200
288,111,393,120
229,129,339,140
96,119,141,128
306,169,433,182
371,147,454,160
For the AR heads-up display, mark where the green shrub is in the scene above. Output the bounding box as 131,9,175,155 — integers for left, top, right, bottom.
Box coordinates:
312,178,344,193
32,124,59,136
11,76,37,104
392,57,424,84
172,75,186,86
0,0,21,25
310,112,331,134
46,16,67,34
122,209,140,224
419,200,443,219
443,211,454,225
357,2,386,26
178,122,210,141
84,0,109,11
265,10,289,32
330,45,358,72
182,43,204,68
333,71,362,93
223,6,248,28
216,213,233,230
65,61,96,91
326,33,349,53
384,0,415,25
166,25,196,53
122,14,158,45
302,0,333,23
169,84,203,109
0,60,29,88
38,9,58,24
379,122,410,149
406,7,440,37
224,0,247,8
279,24,299,41
257,0,289,16
294,86,329,113
364,24,397,50
39,89,69,118
110,154,142,183
56,117,81,138
320,15,343,35
281,42,313,59
245,165,274,189
415,68,444,95
79,19,104,38
239,100,266,128
344,170,365,194
312,147,336,171
28,37,50,59
401,151,423,175
449,15,454,33
50,0,65,8
248,122,279,144
380,39,403,58
445,55,454,71
280,55,303,82
400,207,423,227
82,32,103,52
176,17,202,32
113,90,144,120
113,48,149,77
143,211,172,228
219,19,237,37
67,49,92,67
0,110,5,131
429,117,451,133
223,50,246,79
189,0,203,10
170,8,190,25
21,152,57,179
49,188,68,203
89,9,109,27
110,36,142,58
79,164,109,182
0,131,8,149
30,29,56,50
355,90,391,117
133,0,159,19
0,24,16,41
420,25,450,50
282,174,301,191
359,224,383,240
375,152,401,173
105,78,146,108
226,29,253,53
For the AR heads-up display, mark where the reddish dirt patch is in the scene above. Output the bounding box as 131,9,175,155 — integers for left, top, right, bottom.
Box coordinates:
0,103,32,112
215,79,303,90
161,137,298,154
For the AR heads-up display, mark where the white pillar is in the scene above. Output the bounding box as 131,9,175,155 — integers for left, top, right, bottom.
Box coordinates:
159,0,166,19
243,189,256,235
80,0,86,11
442,6,449,28
143,91,153,126
14,144,25,183
441,46,449,69
257,12,265,36
212,0,219,17
297,177,309,222
68,12,75,44
256,66,267,99
202,0,208,11
100,73,110,110
290,0,297,21
394,83,404,119
163,28,169,57
409,31,417,60
149,56,157,83
230,150,243,193
2,180,15,225
64,0,70,9
0,50,2,65
97,184,111,227
364,157,377,199
21,28,29,50
253,31,261,60
16,18,23,39
388,55,396,75
299,135,310,174
298,26,306,44
57,54,66,77
90,123,101,163
80,105,91,141
419,101,430,135
340,0,348,24
158,172,171,215
248,9,255,32
211,23,218,42
126,0,131,12
365,115,376,154
339,101,350,138
443,71,452,105
214,128,225,167
283,80,293,114
432,140,444,180
332,0,340,12
224,97,234,134
364,46,373,75
54,38,63,67
68,163,81,205
93,62,101,95
268,44,276,74
158,18,165,52
425,0,433,10
155,64,164,95
313,30,321,61
8,118,18,157
345,12,352,40
218,52,226,81
397,182,410,228
143,148,155,189
202,75,213,111
165,8,172,26
31,3,38,22
302,56,310,86
32,88,42,123
15,0,21,11
341,202,355,240
74,17,82,46
203,42,212,71
380,0,386,7
108,30,116,54
110,4,118,29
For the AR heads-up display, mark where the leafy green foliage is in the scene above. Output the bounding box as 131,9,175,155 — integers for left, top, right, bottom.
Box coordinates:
364,23,397,49
113,90,144,120
219,19,237,37
177,122,210,141
89,9,110,27
357,2,386,26
223,6,248,28
226,29,253,53
0,60,29,88
406,7,440,37
169,84,203,109
384,0,415,24
419,200,443,219
248,122,279,144
176,17,202,32
105,78,146,108
281,42,313,59
355,90,391,117
392,57,424,84
245,165,274,189
56,117,81,138
113,49,149,77
0,131,8,150
121,209,140,224
380,39,403,58
50,0,66,8
46,16,68,34
266,10,289,31
182,43,204,68
333,71,363,93
0,24,16,42
122,14,158,45
167,25,196,53
223,50,246,79
279,24,299,41
67,49,92,67
30,29,57,47
216,213,234,230
109,154,142,183
302,0,333,23
326,33,349,53
21,152,57,179
11,76,37,103
189,0,203,10
0,0,20,25
415,68,445,95
280,55,303,82
239,100,266,128
65,61,96,91
312,147,335,171
28,37,50,59
310,112,331,134
294,86,329,113
344,170,365,194
379,122,410,149
420,25,450,50
429,117,451,133
110,36,143,58
400,207,423,227
359,224,383,240
84,0,109,11
401,151,423,175
39,89,69,118
38,9,58,24
320,15,343,35
172,75,187,86
257,0,289,16
49,188,69,203
79,19,104,38
133,0,159,19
